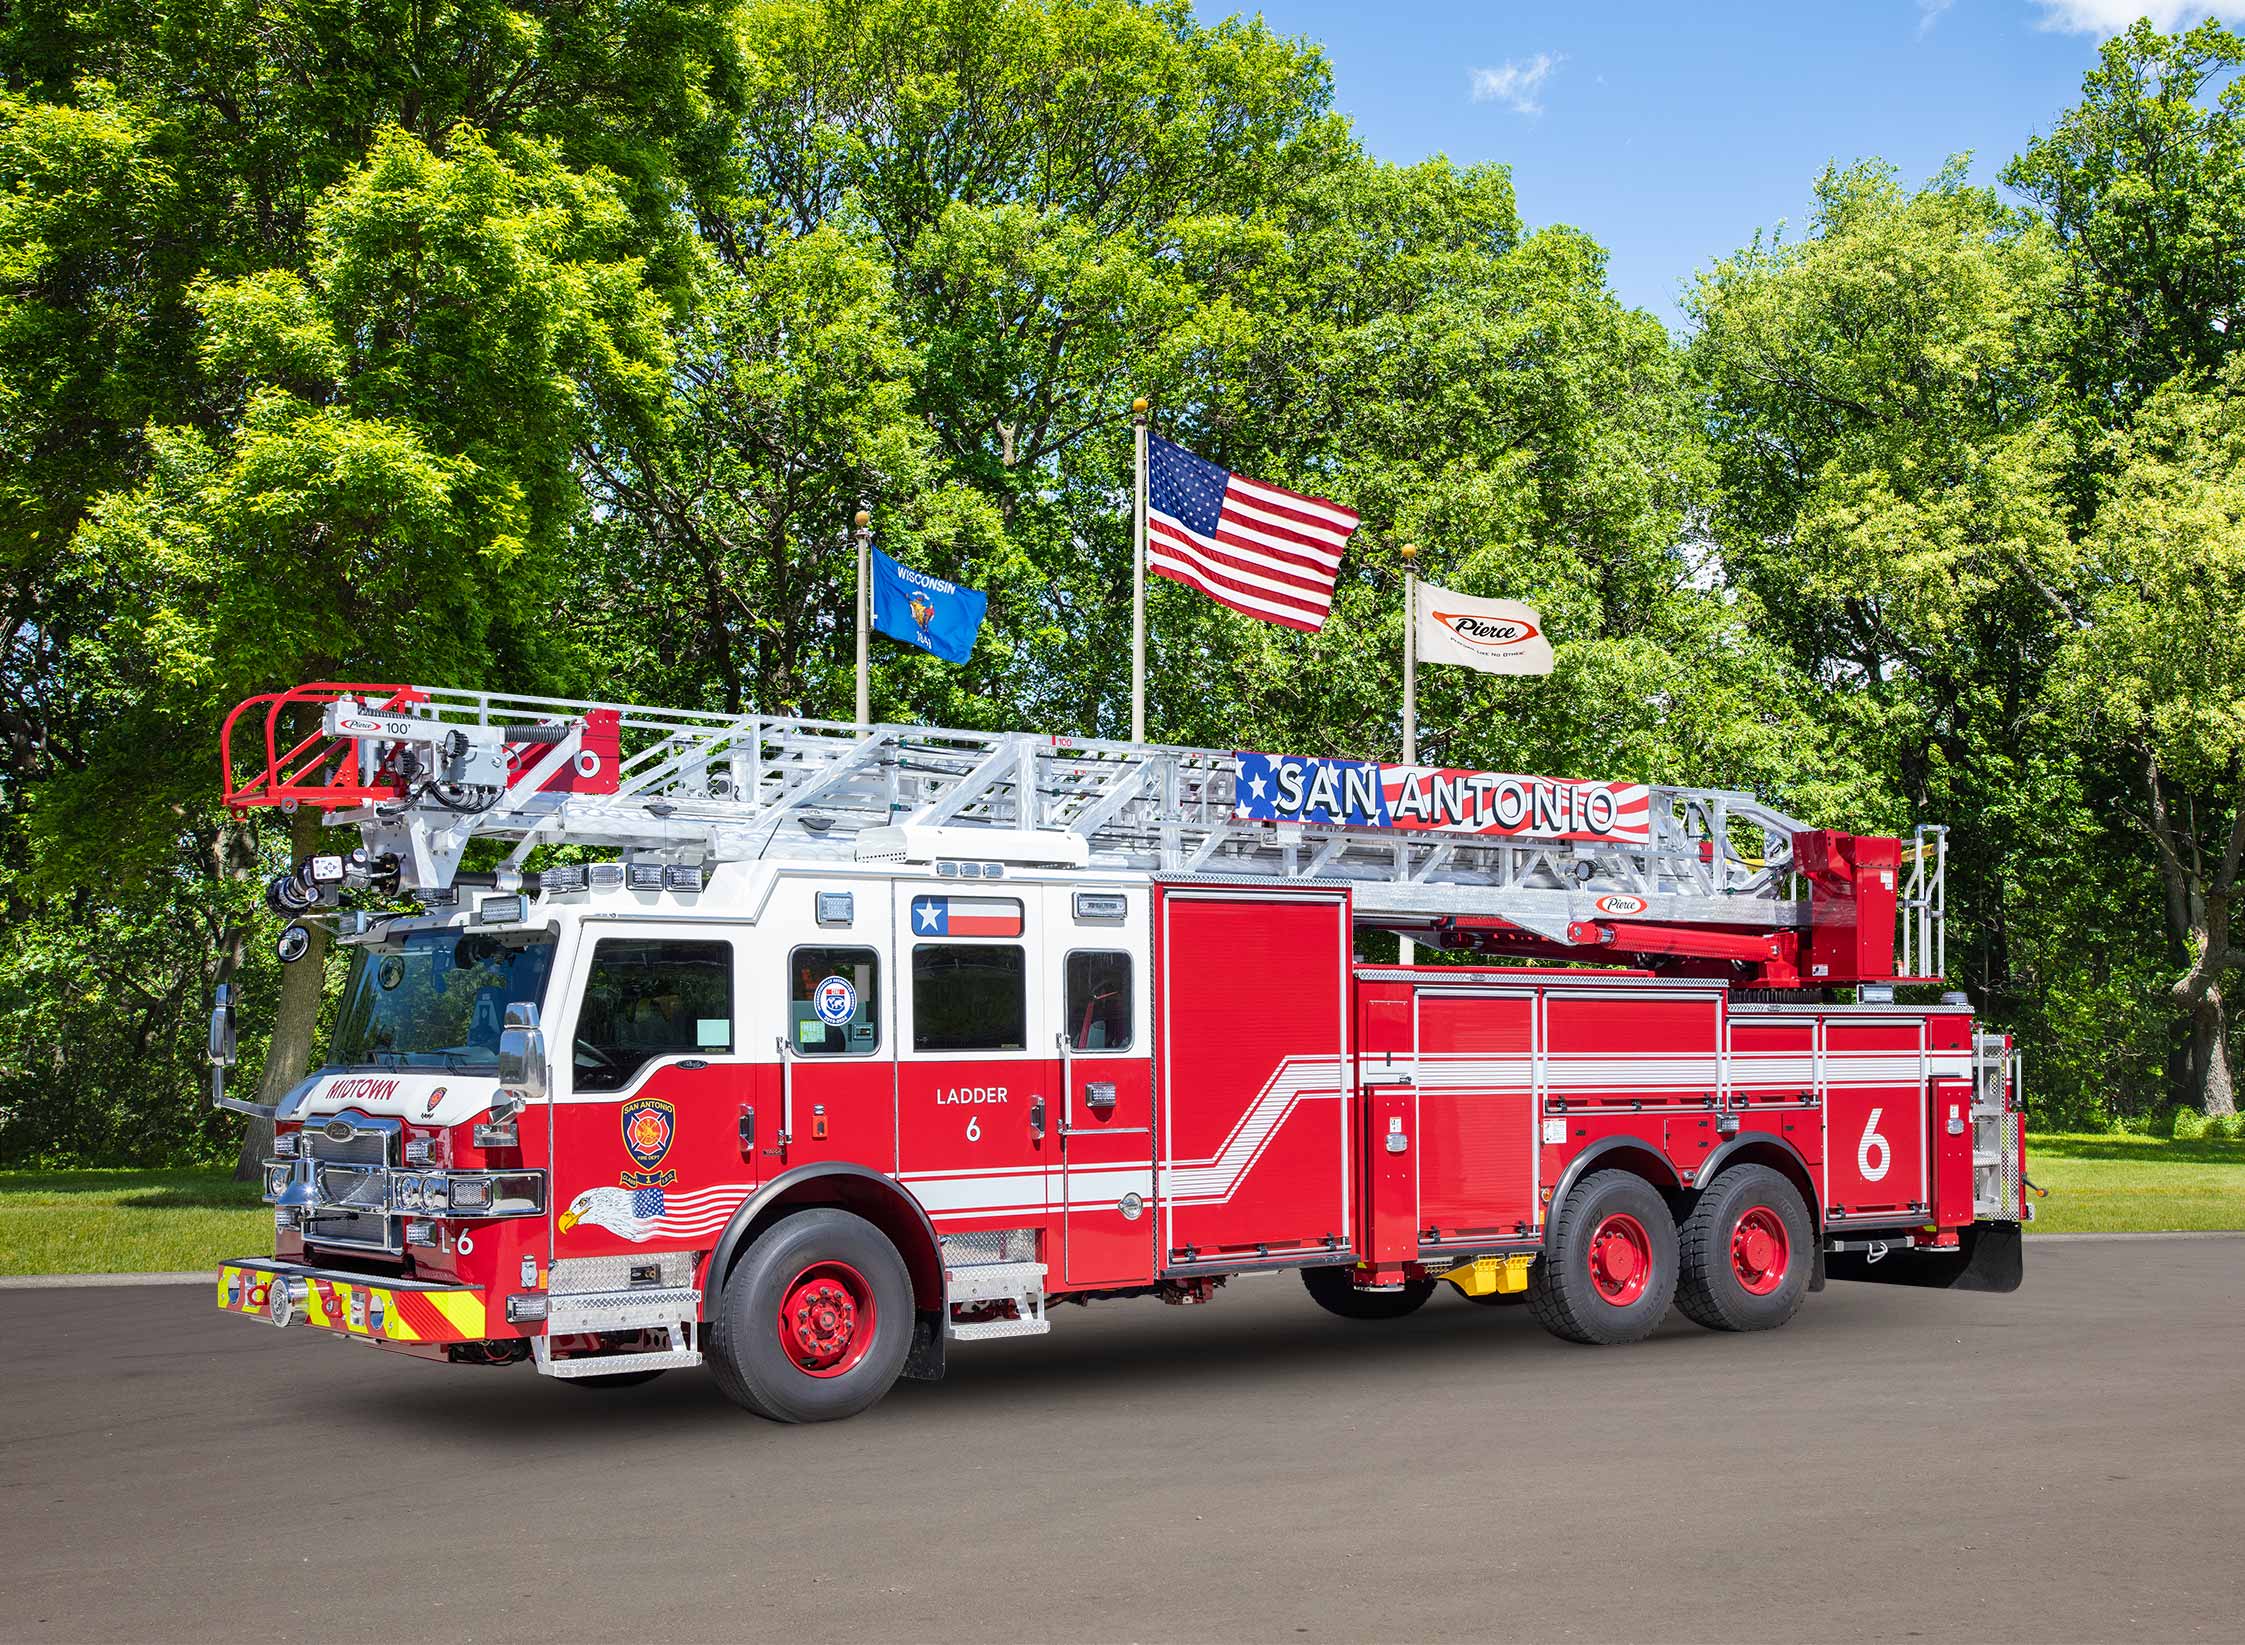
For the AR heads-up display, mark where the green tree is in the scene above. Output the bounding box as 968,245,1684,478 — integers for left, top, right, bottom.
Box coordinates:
2054,360,2245,1116
2005,18,2245,427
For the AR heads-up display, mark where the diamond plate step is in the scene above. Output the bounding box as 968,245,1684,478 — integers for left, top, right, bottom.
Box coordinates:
948,1315,1051,1341
944,1258,1049,1341
544,1285,700,1334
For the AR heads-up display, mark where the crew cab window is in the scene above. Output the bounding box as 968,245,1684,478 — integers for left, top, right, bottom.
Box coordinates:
1064,951,1133,1052
573,938,733,1093
912,945,1026,1052
789,946,880,1055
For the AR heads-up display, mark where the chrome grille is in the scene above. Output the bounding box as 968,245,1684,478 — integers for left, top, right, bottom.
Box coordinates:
308,1115,395,1167
316,1163,391,1210
305,1209,392,1249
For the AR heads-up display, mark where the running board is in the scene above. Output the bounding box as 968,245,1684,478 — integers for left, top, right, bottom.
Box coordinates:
533,1320,701,1377
945,1259,1050,1341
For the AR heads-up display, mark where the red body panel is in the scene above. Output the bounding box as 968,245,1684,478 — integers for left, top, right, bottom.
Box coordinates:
1157,889,1352,1264
1821,1019,1928,1222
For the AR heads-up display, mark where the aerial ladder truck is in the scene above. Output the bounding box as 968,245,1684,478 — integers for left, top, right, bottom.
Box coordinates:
207,682,2027,1422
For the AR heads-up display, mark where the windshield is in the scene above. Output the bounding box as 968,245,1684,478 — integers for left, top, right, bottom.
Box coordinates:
327,927,557,1071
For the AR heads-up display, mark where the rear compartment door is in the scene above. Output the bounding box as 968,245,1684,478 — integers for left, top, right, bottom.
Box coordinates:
1821,1015,1929,1225
1156,888,1352,1267
1413,988,1540,1251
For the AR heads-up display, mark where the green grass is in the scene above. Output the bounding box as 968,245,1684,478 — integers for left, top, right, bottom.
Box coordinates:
0,1169,269,1277
2023,1133,2245,1234
2,1138,2240,1276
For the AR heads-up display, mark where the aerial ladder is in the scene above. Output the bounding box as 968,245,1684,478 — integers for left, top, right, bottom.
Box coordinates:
222,682,1947,989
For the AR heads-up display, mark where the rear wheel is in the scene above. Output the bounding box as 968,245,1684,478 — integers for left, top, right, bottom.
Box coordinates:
1675,1164,1813,1332
707,1208,913,1422
1527,1170,1679,1345
1301,1264,1436,1320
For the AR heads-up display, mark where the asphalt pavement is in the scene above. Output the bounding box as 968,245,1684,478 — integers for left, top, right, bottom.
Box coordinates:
3,1236,2241,1644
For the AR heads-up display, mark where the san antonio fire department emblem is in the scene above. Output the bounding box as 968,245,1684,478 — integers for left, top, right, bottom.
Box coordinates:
621,1097,675,1172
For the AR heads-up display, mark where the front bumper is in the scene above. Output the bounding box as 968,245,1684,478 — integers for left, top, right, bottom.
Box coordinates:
217,1259,492,1343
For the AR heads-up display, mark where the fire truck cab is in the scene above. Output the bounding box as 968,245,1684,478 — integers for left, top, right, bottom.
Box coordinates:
210,685,2027,1422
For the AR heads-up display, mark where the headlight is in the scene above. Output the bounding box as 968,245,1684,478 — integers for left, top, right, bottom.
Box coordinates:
394,1175,423,1211
264,1165,291,1200
423,1174,450,1210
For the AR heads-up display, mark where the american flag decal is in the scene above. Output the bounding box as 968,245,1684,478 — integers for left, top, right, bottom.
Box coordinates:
1147,434,1359,631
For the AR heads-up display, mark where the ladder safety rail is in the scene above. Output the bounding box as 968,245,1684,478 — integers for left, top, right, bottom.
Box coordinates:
222,682,1945,984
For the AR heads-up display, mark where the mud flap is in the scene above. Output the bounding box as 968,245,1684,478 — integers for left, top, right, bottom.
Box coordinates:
1823,1220,2023,1294
904,1307,947,1381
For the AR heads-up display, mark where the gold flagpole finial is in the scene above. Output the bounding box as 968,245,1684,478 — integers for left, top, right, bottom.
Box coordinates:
1399,542,1418,563
1131,397,1149,419
854,510,870,530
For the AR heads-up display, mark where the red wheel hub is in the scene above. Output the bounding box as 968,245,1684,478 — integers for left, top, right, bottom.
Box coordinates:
1730,1205,1790,1296
777,1260,876,1378
1587,1212,1653,1305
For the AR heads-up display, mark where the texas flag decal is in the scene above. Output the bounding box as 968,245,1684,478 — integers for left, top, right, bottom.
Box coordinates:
909,896,1021,937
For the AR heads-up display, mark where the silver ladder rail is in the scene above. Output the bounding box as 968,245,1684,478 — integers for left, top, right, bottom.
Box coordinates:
313,686,1829,941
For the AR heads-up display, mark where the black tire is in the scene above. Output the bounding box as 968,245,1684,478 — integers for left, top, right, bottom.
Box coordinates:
1527,1169,1680,1345
1675,1164,1814,1332
1301,1263,1436,1320
707,1208,913,1422
561,1368,668,1390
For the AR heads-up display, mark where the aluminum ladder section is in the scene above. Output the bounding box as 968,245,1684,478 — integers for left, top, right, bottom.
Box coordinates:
322,686,1818,941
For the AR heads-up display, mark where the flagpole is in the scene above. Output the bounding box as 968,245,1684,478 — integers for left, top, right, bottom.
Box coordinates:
1400,542,1418,765
854,508,871,727
1399,542,1418,966
1131,397,1149,744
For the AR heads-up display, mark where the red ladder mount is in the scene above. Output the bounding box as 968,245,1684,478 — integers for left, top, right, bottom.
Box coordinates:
221,683,620,812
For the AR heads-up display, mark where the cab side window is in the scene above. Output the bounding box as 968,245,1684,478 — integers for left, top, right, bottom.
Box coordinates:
573,938,733,1093
789,947,880,1056
1064,951,1133,1051
912,945,1026,1051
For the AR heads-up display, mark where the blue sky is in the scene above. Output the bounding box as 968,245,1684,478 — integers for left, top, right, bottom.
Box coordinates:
1193,2,2243,327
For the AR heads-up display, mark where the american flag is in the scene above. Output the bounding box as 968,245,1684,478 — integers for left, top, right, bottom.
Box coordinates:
1147,434,1359,632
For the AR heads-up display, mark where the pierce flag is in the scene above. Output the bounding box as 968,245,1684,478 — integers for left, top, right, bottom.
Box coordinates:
869,546,987,665
1414,582,1554,675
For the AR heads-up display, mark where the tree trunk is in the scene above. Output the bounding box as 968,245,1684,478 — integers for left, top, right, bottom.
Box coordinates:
231,805,334,1179
2197,984,2237,1118
2140,748,2242,1117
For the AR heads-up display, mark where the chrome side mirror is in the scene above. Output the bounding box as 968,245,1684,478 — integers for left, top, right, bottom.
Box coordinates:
494,1000,547,1116
208,983,240,1069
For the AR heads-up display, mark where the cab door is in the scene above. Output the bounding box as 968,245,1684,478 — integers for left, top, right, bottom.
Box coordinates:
773,880,895,1176
548,922,751,1263
893,884,1053,1236
1049,886,1155,1288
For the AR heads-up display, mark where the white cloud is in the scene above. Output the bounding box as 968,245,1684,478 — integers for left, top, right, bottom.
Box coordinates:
1469,52,1563,115
1917,0,1955,36
2034,2,2245,33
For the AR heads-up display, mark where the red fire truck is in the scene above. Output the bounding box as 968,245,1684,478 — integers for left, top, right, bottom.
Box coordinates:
209,683,2027,1422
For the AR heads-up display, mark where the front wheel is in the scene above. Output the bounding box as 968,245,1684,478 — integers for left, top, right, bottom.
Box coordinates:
1301,1264,1436,1320
1675,1164,1813,1332
707,1208,914,1422
1527,1170,1680,1345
